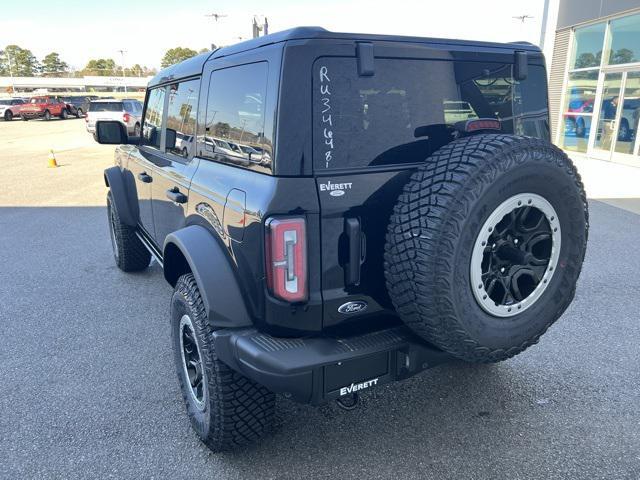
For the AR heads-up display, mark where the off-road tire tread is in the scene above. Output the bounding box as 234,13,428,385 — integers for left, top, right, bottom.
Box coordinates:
107,192,150,272
384,134,588,363
173,274,275,451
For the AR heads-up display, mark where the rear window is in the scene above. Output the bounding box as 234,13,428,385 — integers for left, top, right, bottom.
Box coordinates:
89,102,123,112
313,57,549,170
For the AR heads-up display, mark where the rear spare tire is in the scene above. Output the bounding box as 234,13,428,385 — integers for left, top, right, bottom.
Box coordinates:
385,134,588,363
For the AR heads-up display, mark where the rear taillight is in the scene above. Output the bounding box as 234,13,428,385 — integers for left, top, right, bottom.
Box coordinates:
265,217,307,303
123,113,130,123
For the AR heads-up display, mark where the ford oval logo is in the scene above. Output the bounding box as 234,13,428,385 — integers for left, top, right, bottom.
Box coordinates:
338,301,368,314
330,189,345,197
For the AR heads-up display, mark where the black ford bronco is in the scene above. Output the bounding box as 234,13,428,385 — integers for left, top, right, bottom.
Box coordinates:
94,27,588,451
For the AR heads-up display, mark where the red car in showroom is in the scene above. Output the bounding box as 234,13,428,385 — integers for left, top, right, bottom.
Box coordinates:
20,96,71,121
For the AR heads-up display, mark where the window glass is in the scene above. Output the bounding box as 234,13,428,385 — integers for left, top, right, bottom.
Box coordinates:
614,72,640,155
203,62,270,171
89,102,123,112
166,79,199,158
141,88,165,149
313,58,549,170
571,23,606,69
558,71,598,153
608,14,640,65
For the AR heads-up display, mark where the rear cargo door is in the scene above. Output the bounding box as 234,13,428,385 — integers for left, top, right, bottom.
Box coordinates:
312,53,549,327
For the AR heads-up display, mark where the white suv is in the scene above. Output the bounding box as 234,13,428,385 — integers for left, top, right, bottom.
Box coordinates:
86,99,143,137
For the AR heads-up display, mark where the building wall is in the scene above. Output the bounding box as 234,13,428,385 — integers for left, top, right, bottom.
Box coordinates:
548,28,571,139
557,0,640,28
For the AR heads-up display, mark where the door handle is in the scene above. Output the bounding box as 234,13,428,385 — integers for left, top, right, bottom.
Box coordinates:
344,217,366,286
166,187,188,204
137,172,152,183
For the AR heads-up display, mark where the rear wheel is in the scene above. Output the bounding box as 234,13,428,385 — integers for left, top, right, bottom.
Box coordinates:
171,273,275,451
76,108,83,118
385,134,588,363
107,191,150,272
4,110,13,121
60,109,69,120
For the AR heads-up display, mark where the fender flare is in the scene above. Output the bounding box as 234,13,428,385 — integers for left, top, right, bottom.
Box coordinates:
163,225,253,329
104,166,137,227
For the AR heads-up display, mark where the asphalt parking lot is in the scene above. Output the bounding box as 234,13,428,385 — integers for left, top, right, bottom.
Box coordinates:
1,118,639,479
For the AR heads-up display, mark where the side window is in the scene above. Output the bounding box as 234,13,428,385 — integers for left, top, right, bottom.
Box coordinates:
203,62,270,172
166,79,200,159
141,87,166,149
123,101,132,111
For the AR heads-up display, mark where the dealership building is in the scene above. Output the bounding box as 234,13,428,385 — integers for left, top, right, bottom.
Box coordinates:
548,0,640,168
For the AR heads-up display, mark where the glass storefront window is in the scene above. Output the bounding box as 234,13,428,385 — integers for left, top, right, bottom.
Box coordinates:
608,14,640,65
571,23,606,69
614,72,640,155
594,73,623,151
560,71,599,153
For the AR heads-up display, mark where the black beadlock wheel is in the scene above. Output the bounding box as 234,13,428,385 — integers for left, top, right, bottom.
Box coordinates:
107,192,150,272
385,134,588,363
171,273,275,452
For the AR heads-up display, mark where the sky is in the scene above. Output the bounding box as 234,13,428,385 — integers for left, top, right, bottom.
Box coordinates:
0,0,547,71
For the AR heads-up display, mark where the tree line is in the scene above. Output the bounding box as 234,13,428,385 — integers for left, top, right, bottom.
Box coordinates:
0,45,210,78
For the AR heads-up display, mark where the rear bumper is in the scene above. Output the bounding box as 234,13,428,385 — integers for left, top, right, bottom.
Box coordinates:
212,325,452,405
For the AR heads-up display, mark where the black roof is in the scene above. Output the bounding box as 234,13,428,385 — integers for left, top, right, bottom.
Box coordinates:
149,26,541,87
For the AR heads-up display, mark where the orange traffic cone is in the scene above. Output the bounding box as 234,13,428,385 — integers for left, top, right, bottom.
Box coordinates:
48,149,58,168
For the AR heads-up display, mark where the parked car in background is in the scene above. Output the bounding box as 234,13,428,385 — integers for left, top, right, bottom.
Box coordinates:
619,98,639,142
563,98,593,138
86,99,143,137
20,96,70,121
0,98,26,121
61,96,98,118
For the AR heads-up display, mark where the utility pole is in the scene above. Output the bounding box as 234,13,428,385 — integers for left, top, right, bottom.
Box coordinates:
117,49,127,93
513,15,534,23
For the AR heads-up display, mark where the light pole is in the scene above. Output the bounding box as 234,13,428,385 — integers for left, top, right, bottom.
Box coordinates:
117,49,127,93
205,13,228,49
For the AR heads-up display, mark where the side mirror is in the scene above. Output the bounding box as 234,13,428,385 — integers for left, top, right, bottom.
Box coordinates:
166,128,177,150
95,121,128,144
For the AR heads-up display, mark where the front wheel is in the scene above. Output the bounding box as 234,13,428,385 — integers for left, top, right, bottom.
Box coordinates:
43,110,51,121
171,274,275,452
60,109,69,120
76,108,83,118
107,192,150,272
133,123,141,136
